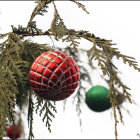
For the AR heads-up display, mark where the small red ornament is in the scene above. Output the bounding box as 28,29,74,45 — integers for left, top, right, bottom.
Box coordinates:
6,125,21,139
29,50,80,101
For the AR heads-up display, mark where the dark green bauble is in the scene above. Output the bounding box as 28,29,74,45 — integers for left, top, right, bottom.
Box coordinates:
85,86,111,112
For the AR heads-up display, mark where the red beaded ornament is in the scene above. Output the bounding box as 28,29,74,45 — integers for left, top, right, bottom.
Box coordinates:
29,50,80,101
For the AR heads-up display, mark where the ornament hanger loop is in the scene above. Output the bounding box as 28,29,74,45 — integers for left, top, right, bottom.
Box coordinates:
49,36,55,50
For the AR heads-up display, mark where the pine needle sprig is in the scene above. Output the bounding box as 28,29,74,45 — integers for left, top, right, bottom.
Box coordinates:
70,0,89,14
28,0,52,27
51,1,68,40
51,2,80,51
63,34,80,52
0,29,51,137
0,102,7,138
96,39,140,72
0,33,9,39
28,91,34,139
35,96,57,132
0,58,17,139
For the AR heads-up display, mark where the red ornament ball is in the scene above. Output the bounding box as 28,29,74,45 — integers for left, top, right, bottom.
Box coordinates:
29,50,80,101
6,125,21,139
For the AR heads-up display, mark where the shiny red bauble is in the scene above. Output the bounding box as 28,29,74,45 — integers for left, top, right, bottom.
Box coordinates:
6,125,21,139
29,50,80,101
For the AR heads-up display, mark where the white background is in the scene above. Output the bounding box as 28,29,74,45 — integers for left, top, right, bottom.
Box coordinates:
0,1,140,139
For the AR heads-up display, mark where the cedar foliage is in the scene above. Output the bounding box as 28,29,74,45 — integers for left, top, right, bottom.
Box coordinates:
0,1,139,139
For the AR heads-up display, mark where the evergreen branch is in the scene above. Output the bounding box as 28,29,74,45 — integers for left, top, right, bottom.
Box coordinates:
7,101,15,125
0,33,9,39
28,0,52,27
35,95,44,114
116,104,123,123
8,55,23,77
106,62,130,140
51,1,68,40
51,2,80,51
0,102,7,139
73,81,83,128
22,41,50,61
8,36,20,57
87,44,107,76
39,101,46,117
101,75,129,124
113,103,118,140
47,101,57,113
7,14,140,75
35,96,56,133
98,43,140,72
108,85,119,139
43,101,56,132
86,38,135,139
63,34,80,52
6,68,17,86
106,61,132,103
28,91,34,139
0,31,52,138
0,39,8,53
0,74,16,138
70,0,89,14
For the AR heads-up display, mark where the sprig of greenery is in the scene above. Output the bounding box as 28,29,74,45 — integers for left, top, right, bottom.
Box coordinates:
51,2,80,52
28,0,52,27
35,96,57,132
28,91,34,139
0,30,51,138
70,0,89,14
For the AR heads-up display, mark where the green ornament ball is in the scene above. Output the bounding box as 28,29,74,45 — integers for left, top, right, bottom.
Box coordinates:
85,85,111,112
